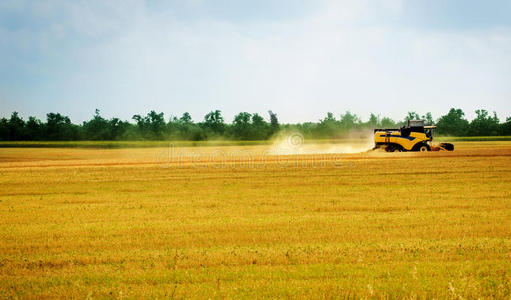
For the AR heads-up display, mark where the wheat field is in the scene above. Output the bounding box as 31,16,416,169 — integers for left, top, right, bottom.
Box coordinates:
1,141,510,299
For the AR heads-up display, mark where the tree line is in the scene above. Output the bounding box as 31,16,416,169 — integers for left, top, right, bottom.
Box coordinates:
0,108,510,141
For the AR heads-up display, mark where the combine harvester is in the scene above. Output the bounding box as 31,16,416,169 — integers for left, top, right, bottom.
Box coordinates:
373,120,454,152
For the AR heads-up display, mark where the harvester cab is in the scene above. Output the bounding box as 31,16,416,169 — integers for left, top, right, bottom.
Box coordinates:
373,120,454,152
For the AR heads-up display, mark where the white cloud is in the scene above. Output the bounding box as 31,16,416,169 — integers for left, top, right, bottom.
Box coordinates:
1,0,510,122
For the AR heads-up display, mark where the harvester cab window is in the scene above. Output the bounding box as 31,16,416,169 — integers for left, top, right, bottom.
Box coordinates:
425,129,432,139
407,120,425,133
424,126,436,140
408,120,424,127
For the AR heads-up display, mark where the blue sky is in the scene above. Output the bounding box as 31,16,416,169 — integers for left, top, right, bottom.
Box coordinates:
1,0,510,123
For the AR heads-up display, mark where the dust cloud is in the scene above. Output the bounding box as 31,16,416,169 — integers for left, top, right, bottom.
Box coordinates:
269,130,374,155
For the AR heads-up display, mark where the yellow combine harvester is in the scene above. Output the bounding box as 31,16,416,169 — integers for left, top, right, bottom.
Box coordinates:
374,120,454,152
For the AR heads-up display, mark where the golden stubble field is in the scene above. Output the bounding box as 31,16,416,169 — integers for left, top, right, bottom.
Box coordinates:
0,141,510,299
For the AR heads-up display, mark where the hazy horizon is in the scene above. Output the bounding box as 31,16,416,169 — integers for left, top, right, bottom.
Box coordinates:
1,0,510,123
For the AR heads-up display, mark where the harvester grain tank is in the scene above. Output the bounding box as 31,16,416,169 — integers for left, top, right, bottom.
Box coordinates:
373,120,454,152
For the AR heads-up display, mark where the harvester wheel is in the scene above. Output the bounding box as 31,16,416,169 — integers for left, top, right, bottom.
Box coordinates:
387,145,402,152
418,144,430,152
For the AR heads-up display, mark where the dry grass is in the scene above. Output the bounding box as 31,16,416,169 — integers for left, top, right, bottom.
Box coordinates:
1,141,511,299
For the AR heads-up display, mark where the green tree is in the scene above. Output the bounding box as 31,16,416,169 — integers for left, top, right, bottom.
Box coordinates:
251,113,270,139
203,110,225,136
132,111,166,139
180,112,192,124
268,110,279,134
230,112,271,140
380,117,396,128
232,112,253,140
0,118,8,140
26,116,43,140
167,112,205,141
469,109,500,136
3,108,510,141
316,112,338,138
108,118,131,140
422,112,434,125
147,111,166,138
501,116,511,135
46,112,80,140
436,108,469,136
83,109,110,140
7,112,26,140
367,113,379,127
404,112,420,122
339,111,360,130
